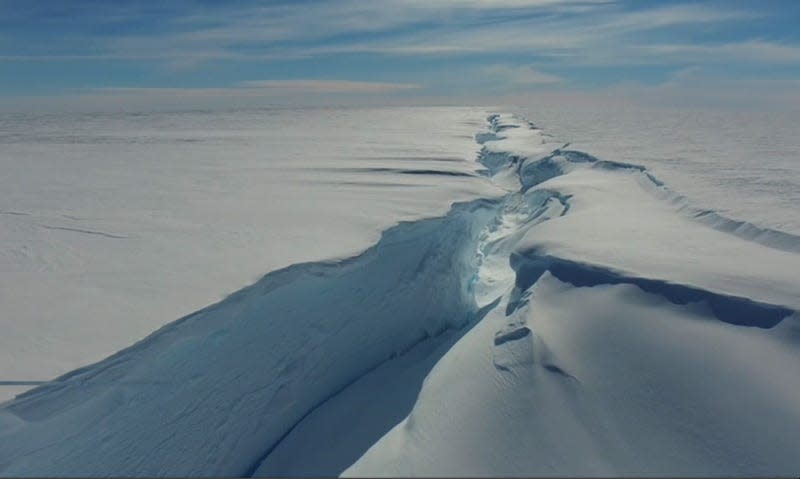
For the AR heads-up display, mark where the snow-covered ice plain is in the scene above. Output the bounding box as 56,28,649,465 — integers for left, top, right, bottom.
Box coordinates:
0,107,501,402
0,106,799,476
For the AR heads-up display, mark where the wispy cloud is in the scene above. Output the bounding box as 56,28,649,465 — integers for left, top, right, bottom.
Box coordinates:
88,80,422,97
144,2,763,68
236,80,422,93
481,65,563,85
397,0,612,8
1,0,797,107
639,40,800,64
0,1,774,66
594,3,760,32
100,0,614,63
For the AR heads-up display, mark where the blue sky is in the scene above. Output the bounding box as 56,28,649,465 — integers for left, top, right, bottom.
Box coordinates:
2,0,799,110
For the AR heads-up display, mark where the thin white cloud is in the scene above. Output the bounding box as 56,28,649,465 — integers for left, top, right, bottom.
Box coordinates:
0,50,304,62
594,3,759,32
88,79,422,97
107,0,612,62
640,40,800,64
482,64,563,85
236,80,422,93
277,3,765,62
395,0,613,9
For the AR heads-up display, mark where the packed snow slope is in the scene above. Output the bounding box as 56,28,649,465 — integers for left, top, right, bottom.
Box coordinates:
1,112,799,476
0,107,502,401
507,100,800,236
342,115,800,477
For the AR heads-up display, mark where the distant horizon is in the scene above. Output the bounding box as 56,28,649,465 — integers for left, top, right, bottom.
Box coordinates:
3,88,799,114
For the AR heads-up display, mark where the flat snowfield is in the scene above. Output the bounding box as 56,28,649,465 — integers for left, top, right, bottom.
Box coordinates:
0,108,798,476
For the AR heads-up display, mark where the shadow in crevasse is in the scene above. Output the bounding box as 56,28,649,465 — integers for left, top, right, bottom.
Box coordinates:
508,252,792,329
250,297,500,478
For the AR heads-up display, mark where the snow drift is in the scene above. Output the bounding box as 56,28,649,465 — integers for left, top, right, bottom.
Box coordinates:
1,112,799,477
0,198,499,476
343,114,800,477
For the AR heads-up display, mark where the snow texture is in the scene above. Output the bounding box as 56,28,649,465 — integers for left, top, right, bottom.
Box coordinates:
0,107,502,402
0,110,798,477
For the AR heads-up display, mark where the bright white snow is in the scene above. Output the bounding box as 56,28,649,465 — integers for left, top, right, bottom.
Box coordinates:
343,114,800,476
507,100,800,235
0,109,798,477
0,107,502,402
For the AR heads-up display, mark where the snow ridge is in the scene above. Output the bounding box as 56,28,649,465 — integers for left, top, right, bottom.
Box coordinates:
482,113,800,254
509,252,791,328
476,112,795,331
343,114,800,477
0,198,501,476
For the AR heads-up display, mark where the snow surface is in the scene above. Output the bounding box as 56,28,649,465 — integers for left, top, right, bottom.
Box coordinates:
507,100,800,236
0,107,502,402
0,109,799,476
344,114,800,476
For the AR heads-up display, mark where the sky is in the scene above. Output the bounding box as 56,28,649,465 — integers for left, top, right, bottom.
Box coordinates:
2,0,799,111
